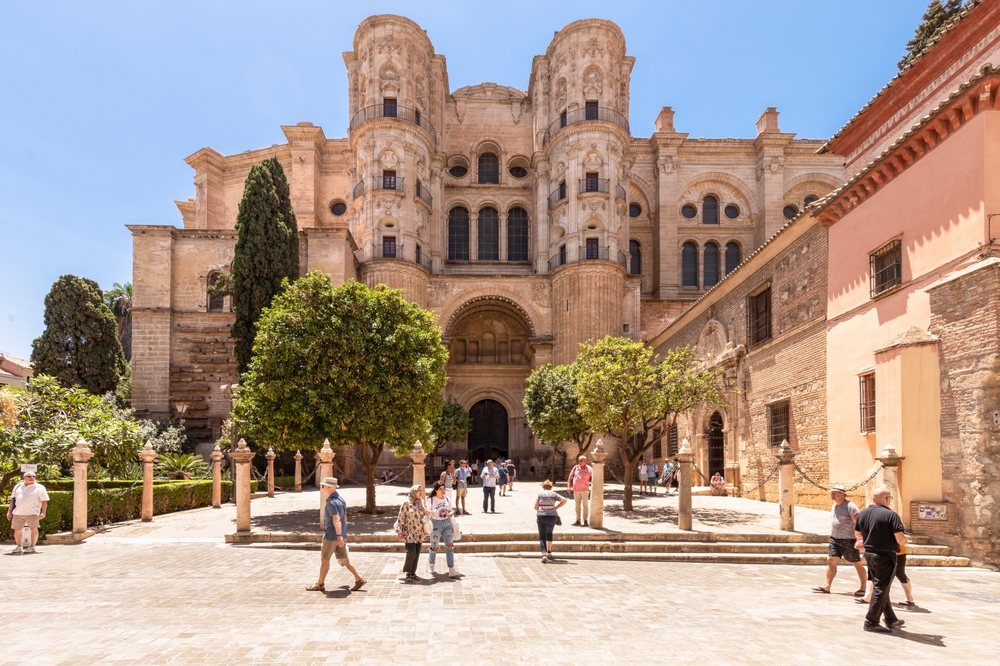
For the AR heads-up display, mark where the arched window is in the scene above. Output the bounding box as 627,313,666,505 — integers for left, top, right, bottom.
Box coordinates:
682,242,698,287
803,194,819,206
507,207,529,261
478,152,499,184
725,242,742,275
478,207,499,260
704,242,720,288
629,239,642,275
702,196,719,225
207,272,225,312
448,207,470,260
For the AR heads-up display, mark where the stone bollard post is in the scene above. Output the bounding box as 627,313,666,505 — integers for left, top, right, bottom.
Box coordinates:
317,439,335,523
265,446,276,498
294,450,303,492
211,444,223,508
411,441,427,491
588,439,608,529
877,442,905,515
775,439,796,531
71,438,94,534
138,440,158,522
677,438,694,531
230,438,255,533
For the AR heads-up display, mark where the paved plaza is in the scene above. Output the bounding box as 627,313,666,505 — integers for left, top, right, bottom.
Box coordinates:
1,481,998,664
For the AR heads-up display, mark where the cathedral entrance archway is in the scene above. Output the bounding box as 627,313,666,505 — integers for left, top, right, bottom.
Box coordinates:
707,411,725,478
468,399,509,462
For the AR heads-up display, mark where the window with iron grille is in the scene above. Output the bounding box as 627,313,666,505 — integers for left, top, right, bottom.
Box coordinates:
507,207,529,261
768,401,789,447
667,423,679,457
382,170,396,190
870,239,902,297
859,373,876,433
478,153,499,184
448,207,470,260
748,287,771,346
478,207,499,260
653,438,662,459
586,238,599,260
585,100,599,121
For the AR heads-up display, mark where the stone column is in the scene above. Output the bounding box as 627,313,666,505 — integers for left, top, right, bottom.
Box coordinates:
775,439,796,531
588,439,608,529
230,438,255,533
211,444,223,508
138,440,158,522
72,438,94,535
317,439,335,523
294,450,303,492
411,441,427,490
265,446,276,498
877,442,905,515
677,438,694,531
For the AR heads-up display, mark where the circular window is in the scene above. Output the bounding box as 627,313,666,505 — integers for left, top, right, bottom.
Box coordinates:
629,203,642,218
509,165,528,179
724,204,740,219
448,165,468,178
783,204,799,220
330,201,347,216
681,204,697,219
803,195,819,206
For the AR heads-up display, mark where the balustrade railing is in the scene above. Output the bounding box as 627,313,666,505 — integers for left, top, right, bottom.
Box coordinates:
372,176,405,193
579,178,610,194
349,104,438,145
415,182,433,207
547,186,567,209
367,243,432,272
542,106,630,147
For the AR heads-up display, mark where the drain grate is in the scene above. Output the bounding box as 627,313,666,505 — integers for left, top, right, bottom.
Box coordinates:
949,591,1000,603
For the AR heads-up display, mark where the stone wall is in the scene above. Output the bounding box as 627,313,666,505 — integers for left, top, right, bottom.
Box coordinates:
929,260,1000,565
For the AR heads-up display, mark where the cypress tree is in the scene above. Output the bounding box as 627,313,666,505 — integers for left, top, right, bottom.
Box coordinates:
31,274,126,394
230,157,299,373
899,0,965,70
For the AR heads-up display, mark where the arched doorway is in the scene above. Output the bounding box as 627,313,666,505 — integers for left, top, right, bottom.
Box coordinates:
469,399,508,461
707,411,725,478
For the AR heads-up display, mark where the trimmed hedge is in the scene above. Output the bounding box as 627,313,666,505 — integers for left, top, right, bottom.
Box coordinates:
1,480,258,538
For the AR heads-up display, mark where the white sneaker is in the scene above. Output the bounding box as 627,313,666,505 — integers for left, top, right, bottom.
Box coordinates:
428,562,436,575
24,546,36,554
541,553,549,563
11,546,22,555
448,567,462,578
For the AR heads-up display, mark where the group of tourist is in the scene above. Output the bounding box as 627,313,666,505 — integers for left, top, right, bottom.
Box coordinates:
638,459,680,495
813,484,916,633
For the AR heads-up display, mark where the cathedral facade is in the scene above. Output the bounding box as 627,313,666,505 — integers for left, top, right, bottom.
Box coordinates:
129,15,843,466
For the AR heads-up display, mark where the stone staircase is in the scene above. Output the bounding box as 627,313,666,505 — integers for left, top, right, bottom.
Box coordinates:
228,531,971,566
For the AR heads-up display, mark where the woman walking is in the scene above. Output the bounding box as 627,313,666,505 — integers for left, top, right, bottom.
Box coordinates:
396,485,428,583
497,462,509,497
535,480,568,563
427,481,462,578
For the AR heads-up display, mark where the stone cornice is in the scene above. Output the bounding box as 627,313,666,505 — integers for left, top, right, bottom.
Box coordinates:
815,66,1000,227
282,122,327,144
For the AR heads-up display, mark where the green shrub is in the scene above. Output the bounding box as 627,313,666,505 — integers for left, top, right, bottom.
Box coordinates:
155,453,210,480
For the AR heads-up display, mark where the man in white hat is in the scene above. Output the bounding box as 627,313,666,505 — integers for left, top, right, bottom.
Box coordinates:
812,484,866,596
307,477,366,592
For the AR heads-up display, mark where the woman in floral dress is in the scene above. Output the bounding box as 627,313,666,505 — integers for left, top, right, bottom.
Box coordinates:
396,485,428,582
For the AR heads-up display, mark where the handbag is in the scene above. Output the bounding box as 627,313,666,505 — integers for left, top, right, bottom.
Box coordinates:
450,516,462,541
422,516,434,537
556,514,562,526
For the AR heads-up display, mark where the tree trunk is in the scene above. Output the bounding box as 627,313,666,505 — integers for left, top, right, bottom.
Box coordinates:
0,470,16,499
360,443,382,514
550,445,557,481
622,459,637,511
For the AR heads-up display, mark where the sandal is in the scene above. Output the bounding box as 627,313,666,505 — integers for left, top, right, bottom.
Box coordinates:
898,600,916,607
811,587,830,593
306,583,325,591
351,579,367,591
853,589,866,597
854,597,870,604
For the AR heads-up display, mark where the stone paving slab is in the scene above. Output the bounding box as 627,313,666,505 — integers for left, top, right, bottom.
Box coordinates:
2,537,998,664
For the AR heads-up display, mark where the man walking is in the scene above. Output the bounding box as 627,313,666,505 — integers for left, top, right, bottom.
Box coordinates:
307,477,366,592
812,484,866,596
481,460,499,513
647,460,659,496
454,460,470,515
855,487,907,633
567,455,593,527
7,470,48,554
505,460,517,492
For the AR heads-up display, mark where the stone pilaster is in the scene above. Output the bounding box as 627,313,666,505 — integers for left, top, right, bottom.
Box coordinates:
211,444,223,508
294,450,303,492
588,439,608,529
230,438,255,533
877,442,905,516
677,438,693,531
139,441,158,522
775,439,795,531
265,446,276,498
72,439,94,535
411,441,427,490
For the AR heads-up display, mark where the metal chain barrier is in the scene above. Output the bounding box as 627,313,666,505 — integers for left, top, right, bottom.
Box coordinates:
690,463,711,484
730,462,781,498
793,461,882,493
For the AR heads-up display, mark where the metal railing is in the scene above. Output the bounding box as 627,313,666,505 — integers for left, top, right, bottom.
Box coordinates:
547,252,567,272
349,104,437,145
352,181,365,200
618,250,629,269
368,243,432,272
546,244,623,272
372,176,405,193
579,244,610,262
579,178,610,195
415,182,433,207
542,106,630,147
548,186,567,209
616,184,627,201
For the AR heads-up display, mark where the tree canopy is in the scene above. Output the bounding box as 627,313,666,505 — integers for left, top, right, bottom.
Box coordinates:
234,273,449,512
575,336,725,510
104,282,133,362
899,0,965,70
31,274,126,395
523,362,594,479
230,157,300,373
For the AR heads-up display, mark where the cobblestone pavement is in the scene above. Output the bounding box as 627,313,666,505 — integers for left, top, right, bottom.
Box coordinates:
2,538,998,664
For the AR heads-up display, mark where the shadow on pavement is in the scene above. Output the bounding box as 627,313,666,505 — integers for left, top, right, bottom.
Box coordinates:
252,505,402,534
604,504,764,527
892,630,946,647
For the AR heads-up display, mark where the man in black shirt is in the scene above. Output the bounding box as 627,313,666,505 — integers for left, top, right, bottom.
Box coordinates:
854,487,907,633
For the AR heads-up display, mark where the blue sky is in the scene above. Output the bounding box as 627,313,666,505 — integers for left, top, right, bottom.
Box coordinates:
0,0,929,358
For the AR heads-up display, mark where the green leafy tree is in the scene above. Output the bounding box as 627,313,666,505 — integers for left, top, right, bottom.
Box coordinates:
32,275,126,395
575,337,725,510
899,0,965,70
523,362,594,480
235,273,448,512
429,398,471,478
230,157,300,373
104,282,133,361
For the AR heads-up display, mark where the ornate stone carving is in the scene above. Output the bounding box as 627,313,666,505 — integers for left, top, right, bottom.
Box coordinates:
582,37,604,59
531,282,550,305
756,157,785,181
658,156,678,174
